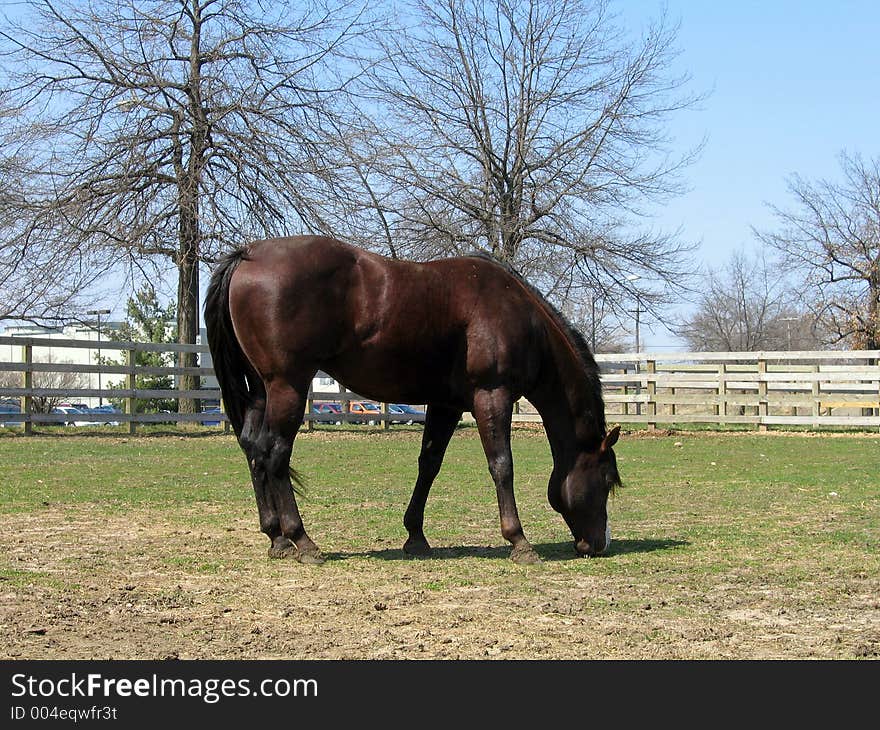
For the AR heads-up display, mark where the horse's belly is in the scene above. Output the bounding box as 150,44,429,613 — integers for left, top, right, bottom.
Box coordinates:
323,350,463,406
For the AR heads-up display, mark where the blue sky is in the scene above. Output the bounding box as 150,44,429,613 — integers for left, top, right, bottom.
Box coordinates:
623,0,880,347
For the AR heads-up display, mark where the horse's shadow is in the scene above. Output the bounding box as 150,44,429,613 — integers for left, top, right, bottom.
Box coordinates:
326,537,688,562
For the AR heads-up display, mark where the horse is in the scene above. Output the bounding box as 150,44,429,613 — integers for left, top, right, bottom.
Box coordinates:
204,235,622,565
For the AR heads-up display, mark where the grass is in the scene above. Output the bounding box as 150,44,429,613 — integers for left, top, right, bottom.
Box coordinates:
0,425,877,658
0,426,877,550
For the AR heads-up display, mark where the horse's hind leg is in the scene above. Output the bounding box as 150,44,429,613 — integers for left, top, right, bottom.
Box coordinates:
239,396,291,556
246,379,323,564
403,404,462,556
472,387,541,565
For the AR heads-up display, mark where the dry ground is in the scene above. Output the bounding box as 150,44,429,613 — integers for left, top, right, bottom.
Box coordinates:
1,429,878,660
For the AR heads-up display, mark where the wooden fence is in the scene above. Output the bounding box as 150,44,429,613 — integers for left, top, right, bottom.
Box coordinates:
1,336,218,434
0,335,425,433
1,335,878,432
592,350,880,430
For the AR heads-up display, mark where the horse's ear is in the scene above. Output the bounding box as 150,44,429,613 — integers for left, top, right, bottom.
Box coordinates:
601,425,621,453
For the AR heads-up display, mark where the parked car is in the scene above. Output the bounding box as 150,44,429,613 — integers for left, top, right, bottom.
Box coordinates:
349,400,381,425
50,406,96,427
58,402,90,411
0,401,23,428
312,402,343,424
201,407,222,426
89,404,122,426
389,403,426,425
313,402,342,414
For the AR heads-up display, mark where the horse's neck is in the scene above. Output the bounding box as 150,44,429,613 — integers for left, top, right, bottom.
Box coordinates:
526,336,603,464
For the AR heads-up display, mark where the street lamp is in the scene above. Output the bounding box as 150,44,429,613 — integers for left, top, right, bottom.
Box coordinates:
88,309,111,405
626,275,642,353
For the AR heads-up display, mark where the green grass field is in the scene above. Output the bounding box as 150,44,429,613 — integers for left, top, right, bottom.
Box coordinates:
0,426,877,659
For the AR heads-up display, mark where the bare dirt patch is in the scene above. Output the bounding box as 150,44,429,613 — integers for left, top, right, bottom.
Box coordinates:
1,505,877,660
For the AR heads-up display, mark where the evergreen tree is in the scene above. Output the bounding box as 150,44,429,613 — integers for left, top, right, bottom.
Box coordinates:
104,286,178,413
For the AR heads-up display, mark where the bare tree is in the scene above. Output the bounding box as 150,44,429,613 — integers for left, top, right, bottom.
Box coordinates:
0,0,371,410
0,102,115,323
0,355,89,413
674,249,820,352
0,370,20,393
755,151,880,350
340,0,701,319
562,296,628,353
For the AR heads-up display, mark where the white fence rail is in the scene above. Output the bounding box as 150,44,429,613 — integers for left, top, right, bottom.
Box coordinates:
1,335,878,432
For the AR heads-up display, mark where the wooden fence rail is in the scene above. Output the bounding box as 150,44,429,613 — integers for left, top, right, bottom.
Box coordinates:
1,335,878,432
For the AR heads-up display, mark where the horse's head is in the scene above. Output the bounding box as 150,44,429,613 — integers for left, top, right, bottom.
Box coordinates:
549,425,621,557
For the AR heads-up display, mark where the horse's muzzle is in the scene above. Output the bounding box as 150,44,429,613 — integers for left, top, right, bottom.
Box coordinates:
575,524,611,557
575,539,601,557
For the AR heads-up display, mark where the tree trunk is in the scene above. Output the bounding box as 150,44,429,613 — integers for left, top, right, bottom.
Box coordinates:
177,0,205,417
868,275,879,350
177,206,200,415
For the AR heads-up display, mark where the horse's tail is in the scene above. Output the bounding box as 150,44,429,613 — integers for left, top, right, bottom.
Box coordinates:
204,247,257,440
204,245,307,495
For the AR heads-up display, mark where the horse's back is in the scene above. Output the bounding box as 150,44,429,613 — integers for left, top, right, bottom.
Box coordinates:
234,235,357,286
228,237,359,371
228,236,545,404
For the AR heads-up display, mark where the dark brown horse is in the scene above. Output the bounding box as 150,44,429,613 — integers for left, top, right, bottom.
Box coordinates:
204,235,621,564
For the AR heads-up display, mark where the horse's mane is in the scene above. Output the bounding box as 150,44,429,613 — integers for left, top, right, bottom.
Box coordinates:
465,252,606,434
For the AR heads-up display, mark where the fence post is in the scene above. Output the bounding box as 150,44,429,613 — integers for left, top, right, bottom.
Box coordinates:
646,359,656,430
812,364,821,421
624,362,635,417
126,349,137,435
872,357,879,431
220,398,230,433
21,344,33,436
758,358,768,431
342,391,351,426
381,402,390,431
306,390,315,432
718,362,727,420
635,360,642,417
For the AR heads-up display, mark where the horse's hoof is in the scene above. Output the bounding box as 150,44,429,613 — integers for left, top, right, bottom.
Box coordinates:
510,544,542,565
268,538,297,559
296,549,326,565
403,538,432,557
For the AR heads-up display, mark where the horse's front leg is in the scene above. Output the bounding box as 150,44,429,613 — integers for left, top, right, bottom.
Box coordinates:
472,387,541,565
257,380,324,564
403,404,462,556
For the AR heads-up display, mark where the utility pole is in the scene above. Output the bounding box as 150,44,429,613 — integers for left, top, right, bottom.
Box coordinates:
780,316,798,351
626,275,642,353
